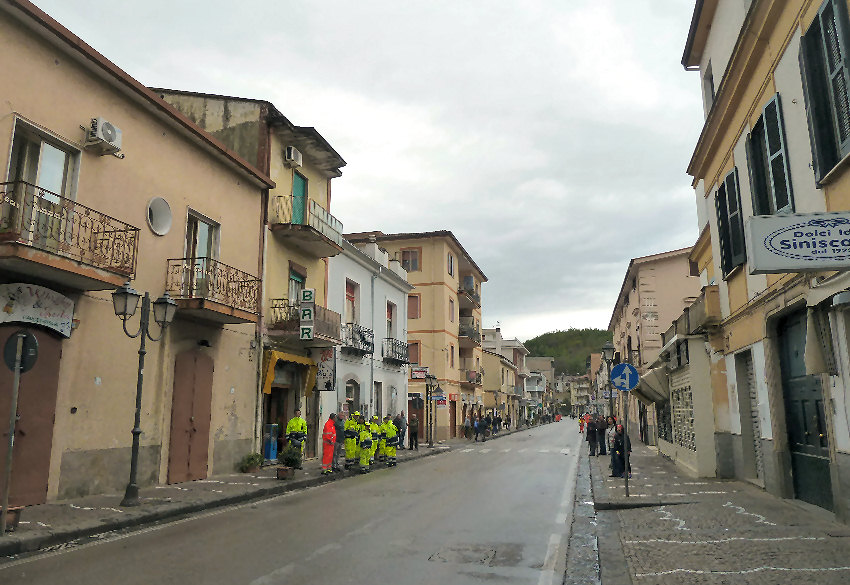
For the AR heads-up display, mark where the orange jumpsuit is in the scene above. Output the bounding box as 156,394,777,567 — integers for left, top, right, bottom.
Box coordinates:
321,417,336,474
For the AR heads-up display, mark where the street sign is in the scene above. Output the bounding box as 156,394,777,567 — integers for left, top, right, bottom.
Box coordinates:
3,329,38,373
610,363,639,391
411,366,429,379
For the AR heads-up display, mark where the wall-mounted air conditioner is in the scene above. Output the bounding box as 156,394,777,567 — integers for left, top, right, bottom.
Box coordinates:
86,117,122,155
284,146,303,168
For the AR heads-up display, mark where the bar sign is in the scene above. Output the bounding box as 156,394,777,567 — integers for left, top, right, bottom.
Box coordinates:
300,288,315,340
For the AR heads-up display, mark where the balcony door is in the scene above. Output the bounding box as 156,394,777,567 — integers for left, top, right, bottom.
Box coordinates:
292,172,307,225
185,214,218,298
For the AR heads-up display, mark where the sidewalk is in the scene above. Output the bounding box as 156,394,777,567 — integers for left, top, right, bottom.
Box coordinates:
588,440,850,584
0,443,447,558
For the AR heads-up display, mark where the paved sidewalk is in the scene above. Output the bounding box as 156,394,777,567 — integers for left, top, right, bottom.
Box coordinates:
0,443,447,558
589,440,850,584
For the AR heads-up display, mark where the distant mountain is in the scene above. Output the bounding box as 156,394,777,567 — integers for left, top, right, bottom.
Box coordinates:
524,328,612,376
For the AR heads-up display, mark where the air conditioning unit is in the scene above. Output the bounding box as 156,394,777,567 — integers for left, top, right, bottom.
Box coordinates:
86,117,122,154
284,146,303,168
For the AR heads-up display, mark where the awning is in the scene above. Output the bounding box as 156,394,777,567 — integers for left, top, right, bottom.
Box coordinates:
262,350,317,395
635,366,669,404
807,271,850,306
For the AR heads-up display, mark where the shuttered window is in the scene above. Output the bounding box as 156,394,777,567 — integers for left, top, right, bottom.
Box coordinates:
408,342,420,365
800,0,850,182
715,168,746,277
747,94,794,215
408,294,421,319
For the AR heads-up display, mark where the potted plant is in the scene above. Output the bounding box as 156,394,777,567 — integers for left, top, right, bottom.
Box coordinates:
277,445,302,479
239,452,264,473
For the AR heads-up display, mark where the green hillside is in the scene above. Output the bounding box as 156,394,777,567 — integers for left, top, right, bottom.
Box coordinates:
523,328,612,375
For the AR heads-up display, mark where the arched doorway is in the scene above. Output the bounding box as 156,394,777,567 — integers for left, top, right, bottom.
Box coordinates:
345,379,360,415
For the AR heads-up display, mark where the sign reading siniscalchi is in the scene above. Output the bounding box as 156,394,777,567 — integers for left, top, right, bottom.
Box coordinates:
746,212,850,274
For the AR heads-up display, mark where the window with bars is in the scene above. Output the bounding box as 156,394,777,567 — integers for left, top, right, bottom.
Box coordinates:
715,168,746,277
800,0,850,182
747,94,794,214
671,386,696,451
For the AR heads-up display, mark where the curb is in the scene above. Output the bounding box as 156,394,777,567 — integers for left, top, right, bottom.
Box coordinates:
0,446,447,558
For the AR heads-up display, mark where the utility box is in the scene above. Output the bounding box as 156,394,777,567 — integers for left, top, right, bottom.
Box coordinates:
263,424,279,460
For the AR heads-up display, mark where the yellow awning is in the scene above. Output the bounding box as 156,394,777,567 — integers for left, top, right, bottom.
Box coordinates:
262,350,317,395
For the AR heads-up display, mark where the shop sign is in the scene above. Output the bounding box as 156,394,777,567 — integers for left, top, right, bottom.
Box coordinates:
746,212,850,273
299,288,315,340
449,393,459,401
0,283,74,337
411,366,429,379
435,396,447,407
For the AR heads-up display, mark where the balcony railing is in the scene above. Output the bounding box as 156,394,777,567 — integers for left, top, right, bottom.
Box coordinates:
459,316,481,343
460,368,483,385
515,384,524,395
270,196,343,247
268,297,342,342
165,257,260,313
0,181,139,277
383,338,409,364
342,323,374,354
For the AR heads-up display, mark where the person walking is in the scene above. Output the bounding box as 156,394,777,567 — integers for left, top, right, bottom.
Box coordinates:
409,413,419,450
483,412,492,442
285,408,307,468
321,413,336,475
605,416,616,472
505,414,511,430
579,413,585,434
384,414,398,467
586,416,598,456
473,415,481,442
397,410,407,449
463,414,471,440
596,415,608,457
369,415,381,465
344,411,359,470
612,424,632,478
333,411,345,472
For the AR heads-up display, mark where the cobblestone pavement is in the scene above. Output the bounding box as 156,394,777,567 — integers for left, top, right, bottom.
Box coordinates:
589,440,850,584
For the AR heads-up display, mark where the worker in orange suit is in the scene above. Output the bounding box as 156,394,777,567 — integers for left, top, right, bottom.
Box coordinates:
321,413,337,475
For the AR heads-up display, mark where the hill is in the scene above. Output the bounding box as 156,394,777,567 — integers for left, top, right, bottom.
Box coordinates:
523,328,612,376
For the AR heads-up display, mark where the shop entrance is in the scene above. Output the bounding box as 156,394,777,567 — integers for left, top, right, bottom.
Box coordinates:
778,310,833,511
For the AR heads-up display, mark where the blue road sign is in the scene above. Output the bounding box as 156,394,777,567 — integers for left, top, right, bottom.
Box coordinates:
610,363,639,391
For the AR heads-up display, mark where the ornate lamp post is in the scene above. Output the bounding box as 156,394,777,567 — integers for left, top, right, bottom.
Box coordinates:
112,282,177,507
602,341,615,418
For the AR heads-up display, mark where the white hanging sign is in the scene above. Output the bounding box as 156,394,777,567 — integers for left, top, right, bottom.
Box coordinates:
746,212,850,273
0,283,74,337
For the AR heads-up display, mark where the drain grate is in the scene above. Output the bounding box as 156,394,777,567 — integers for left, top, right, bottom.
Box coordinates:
429,545,496,565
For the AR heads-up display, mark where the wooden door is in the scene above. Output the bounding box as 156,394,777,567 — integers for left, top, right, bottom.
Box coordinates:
0,326,61,506
449,400,457,438
778,311,833,510
168,351,213,484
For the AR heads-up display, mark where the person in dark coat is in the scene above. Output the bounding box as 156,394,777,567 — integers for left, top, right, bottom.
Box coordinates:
333,411,346,471
586,416,598,456
596,416,608,456
611,424,632,478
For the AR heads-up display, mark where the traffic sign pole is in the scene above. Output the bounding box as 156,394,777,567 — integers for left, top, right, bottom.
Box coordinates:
1,333,24,536
609,363,639,498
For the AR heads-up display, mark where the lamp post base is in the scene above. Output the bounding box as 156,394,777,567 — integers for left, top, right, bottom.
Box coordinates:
120,484,141,507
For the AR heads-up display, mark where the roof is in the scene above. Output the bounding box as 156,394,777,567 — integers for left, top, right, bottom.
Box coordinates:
682,1,717,69
346,230,488,281
3,0,274,189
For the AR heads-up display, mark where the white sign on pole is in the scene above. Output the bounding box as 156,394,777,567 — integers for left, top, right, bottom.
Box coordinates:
746,212,850,274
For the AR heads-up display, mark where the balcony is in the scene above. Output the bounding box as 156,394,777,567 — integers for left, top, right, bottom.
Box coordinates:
688,285,721,333
514,384,524,395
382,338,409,364
460,368,483,387
268,298,342,347
269,196,343,258
457,275,481,309
342,323,374,354
165,257,260,324
458,316,481,347
0,181,139,290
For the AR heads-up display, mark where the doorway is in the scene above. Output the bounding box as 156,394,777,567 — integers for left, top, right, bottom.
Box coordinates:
735,350,764,483
375,381,383,418
449,400,457,438
777,310,833,510
0,326,61,506
167,350,213,484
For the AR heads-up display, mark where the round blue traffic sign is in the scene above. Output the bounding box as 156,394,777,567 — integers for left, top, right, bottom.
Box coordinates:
610,363,639,391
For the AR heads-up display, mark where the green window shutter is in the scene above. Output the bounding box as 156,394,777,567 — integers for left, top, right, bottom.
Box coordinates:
725,169,746,268
819,0,850,157
763,94,794,213
715,185,732,276
746,120,771,215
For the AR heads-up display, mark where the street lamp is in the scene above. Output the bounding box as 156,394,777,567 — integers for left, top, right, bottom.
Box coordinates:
112,282,177,506
602,341,615,418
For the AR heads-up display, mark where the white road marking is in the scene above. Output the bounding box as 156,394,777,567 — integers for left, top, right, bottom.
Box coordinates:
656,506,689,531
249,563,295,584
636,566,850,577
626,536,825,544
538,449,550,453
519,448,528,453
537,533,562,585
723,502,776,526
560,448,570,455
460,448,473,453
502,448,511,453
480,448,491,453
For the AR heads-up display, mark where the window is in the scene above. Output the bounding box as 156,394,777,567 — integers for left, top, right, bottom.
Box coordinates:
401,248,420,271
447,252,454,276
387,301,395,338
408,342,420,365
450,345,455,368
747,94,794,215
702,61,715,115
408,294,421,319
288,270,305,305
449,299,455,322
9,123,77,203
800,0,850,182
345,280,358,324
715,168,746,276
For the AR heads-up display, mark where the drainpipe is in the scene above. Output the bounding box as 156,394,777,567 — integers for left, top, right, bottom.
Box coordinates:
370,271,377,416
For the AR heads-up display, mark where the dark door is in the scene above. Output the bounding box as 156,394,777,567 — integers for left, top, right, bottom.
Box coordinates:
168,351,213,484
0,326,61,506
778,311,833,510
449,400,457,438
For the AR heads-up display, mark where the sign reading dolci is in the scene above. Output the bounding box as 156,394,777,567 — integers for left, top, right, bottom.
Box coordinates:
746,212,850,274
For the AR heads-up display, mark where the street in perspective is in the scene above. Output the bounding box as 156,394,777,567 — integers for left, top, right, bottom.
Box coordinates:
4,0,850,584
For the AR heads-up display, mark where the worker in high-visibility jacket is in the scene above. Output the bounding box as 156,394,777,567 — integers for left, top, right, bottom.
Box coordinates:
369,415,381,465
377,418,388,462
285,408,308,467
383,414,398,467
321,413,336,475
358,415,373,473
344,412,359,469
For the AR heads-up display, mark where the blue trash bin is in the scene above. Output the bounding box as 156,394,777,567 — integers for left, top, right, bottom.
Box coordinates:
263,424,279,460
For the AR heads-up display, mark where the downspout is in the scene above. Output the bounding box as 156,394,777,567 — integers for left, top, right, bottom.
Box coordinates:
254,106,272,452
370,271,377,416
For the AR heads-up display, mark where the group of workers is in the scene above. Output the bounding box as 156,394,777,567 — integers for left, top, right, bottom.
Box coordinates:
343,411,399,473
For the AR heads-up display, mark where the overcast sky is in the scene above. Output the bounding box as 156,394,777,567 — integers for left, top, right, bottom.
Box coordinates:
33,0,704,341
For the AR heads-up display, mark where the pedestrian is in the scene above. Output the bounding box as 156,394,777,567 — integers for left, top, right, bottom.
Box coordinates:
358,415,373,473
321,413,336,475
409,413,419,450
596,415,608,457
495,413,502,434
285,408,307,468
505,414,511,430
586,416,598,456
484,412,492,442
463,414,471,439
605,416,616,471
473,416,480,442
384,414,398,467
611,424,632,478
344,411,359,469
369,415,381,465
378,416,388,462
397,410,407,449
579,413,585,434
333,411,345,471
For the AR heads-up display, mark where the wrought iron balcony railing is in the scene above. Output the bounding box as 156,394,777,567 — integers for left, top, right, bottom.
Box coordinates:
0,181,139,277
460,368,483,385
270,196,343,248
268,297,342,342
458,316,481,343
342,322,374,354
382,338,409,363
165,257,260,314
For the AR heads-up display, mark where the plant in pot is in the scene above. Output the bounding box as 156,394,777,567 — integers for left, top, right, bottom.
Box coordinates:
239,452,264,473
277,445,302,479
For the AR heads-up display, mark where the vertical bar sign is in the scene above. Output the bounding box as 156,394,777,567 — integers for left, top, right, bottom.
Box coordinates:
300,288,315,340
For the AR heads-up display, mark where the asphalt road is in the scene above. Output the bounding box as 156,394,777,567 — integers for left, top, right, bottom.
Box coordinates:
0,421,582,585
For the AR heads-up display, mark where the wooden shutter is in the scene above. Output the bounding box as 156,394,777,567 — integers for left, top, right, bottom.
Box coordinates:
745,120,771,215
763,94,794,213
408,342,419,365
820,0,850,157
725,169,747,269
801,17,840,183
407,294,420,319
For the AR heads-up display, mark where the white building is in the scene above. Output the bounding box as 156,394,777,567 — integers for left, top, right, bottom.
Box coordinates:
326,238,413,420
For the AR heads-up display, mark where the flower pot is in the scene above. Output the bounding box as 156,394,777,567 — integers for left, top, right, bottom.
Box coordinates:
3,507,22,532
277,466,295,480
